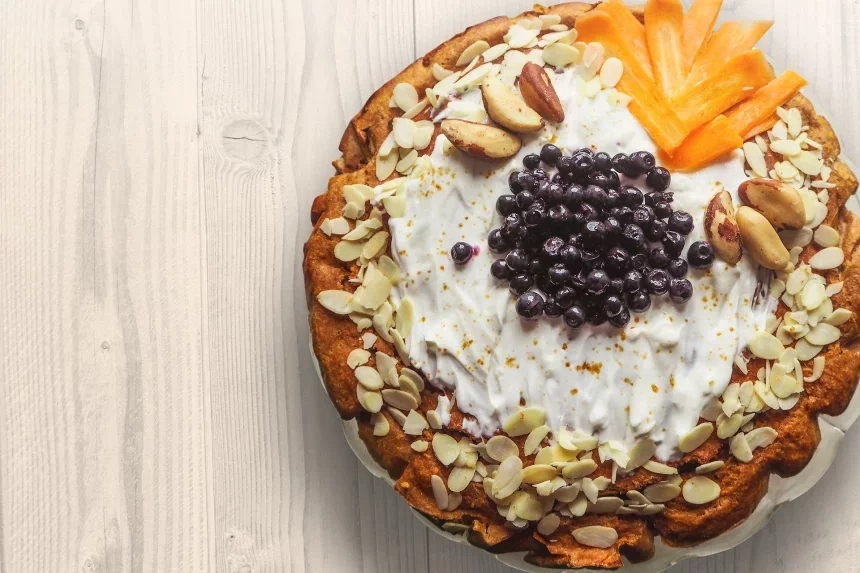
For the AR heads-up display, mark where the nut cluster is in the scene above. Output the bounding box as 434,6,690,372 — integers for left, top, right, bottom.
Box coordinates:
489,145,711,328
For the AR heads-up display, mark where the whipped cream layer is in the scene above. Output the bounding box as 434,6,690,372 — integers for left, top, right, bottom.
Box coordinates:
388,67,763,460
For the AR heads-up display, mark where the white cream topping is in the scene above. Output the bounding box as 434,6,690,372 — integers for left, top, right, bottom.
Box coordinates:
388,66,764,460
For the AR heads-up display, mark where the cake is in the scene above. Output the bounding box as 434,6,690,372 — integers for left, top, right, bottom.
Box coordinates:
303,1,860,569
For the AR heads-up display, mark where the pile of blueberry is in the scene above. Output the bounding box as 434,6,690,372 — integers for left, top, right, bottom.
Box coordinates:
486,144,715,329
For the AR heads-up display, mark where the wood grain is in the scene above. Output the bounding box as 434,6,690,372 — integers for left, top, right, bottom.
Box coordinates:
0,0,857,572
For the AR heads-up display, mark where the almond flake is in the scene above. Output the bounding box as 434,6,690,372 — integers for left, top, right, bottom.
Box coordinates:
395,149,418,174
771,139,802,157
803,356,825,383
805,323,841,346
825,282,844,297
587,496,624,514
402,99,428,120
809,247,844,270
775,160,800,180
347,349,370,369
403,410,428,436
825,308,852,327
432,63,453,81
537,513,560,536
717,412,744,439
749,331,785,360
430,474,449,509
317,290,353,314
743,142,768,177
375,150,398,181
448,466,476,492
785,266,811,295
493,456,524,499
487,435,519,462
392,117,415,149
695,461,724,475
779,227,813,249
572,526,618,549
643,461,678,475
524,425,551,456
800,279,826,310
789,151,823,176
584,77,602,98
358,389,383,413
502,407,546,437
644,483,681,503
787,108,803,137
381,389,418,411
455,40,490,67
730,433,754,462
682,476,720,505
746,427,778,452
522,464,557,485
395,298,414,338
562,459,598,479
813,225,840,248
372,412,390,436
625,439,656,471
599,57,623,88
361,231,390,261
355,366,385,391
432,434,460,466
543,42,581,68
772,120,788,140
411,439,429,453
506,26,539,49
480,43,509,63
342,218,382,241
393,83,419,112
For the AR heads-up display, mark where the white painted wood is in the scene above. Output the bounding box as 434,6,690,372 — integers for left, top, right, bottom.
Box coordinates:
0,0,857,572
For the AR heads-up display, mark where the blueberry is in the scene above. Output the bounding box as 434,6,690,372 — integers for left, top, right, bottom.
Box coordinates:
646,166,671,192
581,250,602,269
624,270,643,293
509,273,535,296
649,247,670,269
546,183,565,204
451,242,473,264
528,258,543,276
541,144,563,166
549,264,572,286
631,253,649,271
667,258,688,278
603,294,624,317
543,296,564,317
517,172,536,193
608,278,625,295
647,269,670,295
570,151,594,177
516,191,535,210
542,236,566,262
662,231,686,258
603,169,621,190
654,201,672,220
491,259,511,280
579,202,601,223
522,230,544,250
586,269,610,295
668,211,695,236
488,229,511,254
687,241,716,269
524,208,544,226
587,307,608,326
564,306,587,329
559,244,582,269
632,206,655,228
496,194,518,216
532,168,549,181
603,189,621,210
669,278,694,303
587,171,612,189
646,219,668,241
583,185,607,207
576,147,595,157
594,152,613,171
508,171,525,193
609,307,631,328
620,185,644,207
612,153,635,176
604,216,623,241
629,151,656,176
548,204,574,225
563,184,584,208
516,291,545,319
535,180,551,201
552,173,565,184
556,286,576,308
604,246,631,277
628,291,652,313
621,223,646,252
506,249,530,272
611,206,634,224
582,220,607,249
523,153,541,170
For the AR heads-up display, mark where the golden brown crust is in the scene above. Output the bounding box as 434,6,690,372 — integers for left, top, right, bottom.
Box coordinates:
304,3,860,569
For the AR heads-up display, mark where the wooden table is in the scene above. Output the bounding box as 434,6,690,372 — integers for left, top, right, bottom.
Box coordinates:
1,0,858,571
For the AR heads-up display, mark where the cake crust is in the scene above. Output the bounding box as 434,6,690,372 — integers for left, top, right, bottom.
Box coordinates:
303,3,860,569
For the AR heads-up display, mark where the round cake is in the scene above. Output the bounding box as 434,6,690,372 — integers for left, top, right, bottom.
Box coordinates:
303,1,860,569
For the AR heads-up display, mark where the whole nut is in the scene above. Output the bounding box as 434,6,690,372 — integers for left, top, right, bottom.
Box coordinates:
736,206,791,270
439,119,522,161
738,178,805,230
481,75,545,134
518,62,565,123
704,189,743,265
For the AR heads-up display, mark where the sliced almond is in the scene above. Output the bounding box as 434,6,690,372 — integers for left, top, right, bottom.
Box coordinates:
682,476,720,505
749,331,785,360
480,74,544,133
736,207,791,270
643,461,678,475
493,456,524,499
704,189,743,265
746,427,778,451
430,475,449,510
561,459,598,479
730,434,753,462
486,435,519,462
448,466,476,493
521,464,557,485
524,424,551,456
696,461,724,474
432,434,460,466
805,323,841,346
599,57,623,88
519,62,565,123
643,483,681,503
392,83,419,113
317,290,353,314
347,349,371,369
455,40,490,67
809,247,845,270
537,513,561,536
743,142,769,178
542,42,580,68
625,439,656,471
381,389,418,411
403,410,428,435
501,407,547,437
572,526,618,549
738,179,805,230
439,119,521,161
372,412,390,436
814,225,840,248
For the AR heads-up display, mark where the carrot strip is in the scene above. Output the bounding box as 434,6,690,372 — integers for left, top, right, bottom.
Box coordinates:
724,70,808,136
685,20,773,90
673,50,775,132
595,0,653,78
644,0,686,96
576,12,689,154
742,115,779,140
682,0,723,71
664,115,743,171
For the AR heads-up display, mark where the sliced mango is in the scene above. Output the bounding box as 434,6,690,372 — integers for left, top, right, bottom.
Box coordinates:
576,11,689,154
595,0,654,78
685,20,773,90
644,0,686,96
664,115,743,171
682,0,723,70
725,70,808,137
673,50,775,132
